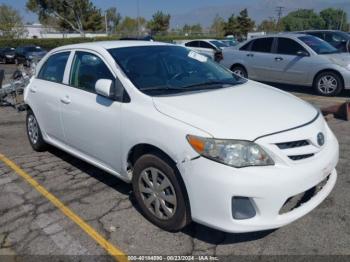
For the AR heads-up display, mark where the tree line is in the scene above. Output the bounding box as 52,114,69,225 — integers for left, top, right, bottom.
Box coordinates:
0,0,348,39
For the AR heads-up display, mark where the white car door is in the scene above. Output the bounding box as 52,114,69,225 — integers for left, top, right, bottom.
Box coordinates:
59,50,123,173
28,51,70,142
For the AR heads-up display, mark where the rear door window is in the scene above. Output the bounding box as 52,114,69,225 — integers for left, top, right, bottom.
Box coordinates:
38,52,70,83
199,41,215,49
185,41,200,47
250,38,273,53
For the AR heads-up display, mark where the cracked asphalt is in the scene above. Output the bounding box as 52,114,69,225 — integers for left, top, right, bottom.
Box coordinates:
0,65,349,260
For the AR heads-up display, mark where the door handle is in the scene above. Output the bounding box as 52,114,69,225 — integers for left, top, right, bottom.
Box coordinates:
29,87,37,93
275,57,283,61
60,96,71,104
246,53,254,57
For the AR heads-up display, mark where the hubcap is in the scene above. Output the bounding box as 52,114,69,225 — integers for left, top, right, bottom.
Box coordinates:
318,75,338,94
27,115,39,144
138,167,177,220
233,69,245,78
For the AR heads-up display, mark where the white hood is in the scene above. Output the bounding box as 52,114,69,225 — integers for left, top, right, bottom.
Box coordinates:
152,81,318,140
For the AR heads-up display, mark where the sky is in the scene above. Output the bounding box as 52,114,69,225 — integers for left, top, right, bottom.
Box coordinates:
1,0,349,27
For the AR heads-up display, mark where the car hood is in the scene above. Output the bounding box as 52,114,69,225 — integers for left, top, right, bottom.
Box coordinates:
152,81,318,140
324,52,350,67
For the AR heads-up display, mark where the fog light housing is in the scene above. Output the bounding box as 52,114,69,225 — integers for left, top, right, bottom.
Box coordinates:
232,196,256,220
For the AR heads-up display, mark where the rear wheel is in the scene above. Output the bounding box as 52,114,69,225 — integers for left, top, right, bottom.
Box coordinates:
132,153,191,231
314,71,343,96
231,65,248,78
26,110,47,151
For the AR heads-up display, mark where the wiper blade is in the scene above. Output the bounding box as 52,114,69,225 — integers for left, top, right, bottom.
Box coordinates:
181,81,235,89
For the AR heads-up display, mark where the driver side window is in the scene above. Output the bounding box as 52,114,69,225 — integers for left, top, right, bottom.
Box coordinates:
69,51,114,93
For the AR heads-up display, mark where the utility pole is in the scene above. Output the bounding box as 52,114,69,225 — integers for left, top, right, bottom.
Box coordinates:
275,6,285,22
105,11,108,35
136,0,140,36
275,6,285,31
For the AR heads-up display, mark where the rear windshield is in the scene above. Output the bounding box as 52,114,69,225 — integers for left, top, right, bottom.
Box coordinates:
298,36,340,54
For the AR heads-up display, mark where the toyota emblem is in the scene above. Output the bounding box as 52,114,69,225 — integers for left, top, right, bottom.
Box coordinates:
317,132,325,146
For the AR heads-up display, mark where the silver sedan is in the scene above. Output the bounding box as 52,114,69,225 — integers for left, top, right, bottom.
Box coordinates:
221,34,350,96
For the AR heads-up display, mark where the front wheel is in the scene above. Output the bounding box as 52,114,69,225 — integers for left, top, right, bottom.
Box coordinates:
313,71,343,96
132,154,191,231
231,65,248,78
26,110,47,151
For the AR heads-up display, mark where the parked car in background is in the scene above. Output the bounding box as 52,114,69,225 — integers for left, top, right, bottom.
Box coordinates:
15,45,47,67
0,47,15,64
24,41,338,233
296,30,350,52
221,34,350,96
220,39,237,47
178,39,228,62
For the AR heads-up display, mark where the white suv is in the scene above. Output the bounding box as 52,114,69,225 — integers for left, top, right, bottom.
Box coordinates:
24,41,339,233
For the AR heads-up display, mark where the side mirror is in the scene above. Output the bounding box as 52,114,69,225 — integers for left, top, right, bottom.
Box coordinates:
95,79,114,99
296,50,309,57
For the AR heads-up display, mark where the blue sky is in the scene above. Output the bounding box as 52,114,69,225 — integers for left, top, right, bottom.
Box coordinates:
0,0,348,27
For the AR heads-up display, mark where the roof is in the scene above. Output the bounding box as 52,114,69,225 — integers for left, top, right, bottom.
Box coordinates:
54,40,172,51
247,33,309,39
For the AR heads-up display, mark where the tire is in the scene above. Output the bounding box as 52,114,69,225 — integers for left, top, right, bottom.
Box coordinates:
26,110,47,151
132,153,191,232
313,71,343,96
25,59,31,67
231,65,248,78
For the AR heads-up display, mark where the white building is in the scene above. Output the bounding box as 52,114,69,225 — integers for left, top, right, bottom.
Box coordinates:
23,23,107,39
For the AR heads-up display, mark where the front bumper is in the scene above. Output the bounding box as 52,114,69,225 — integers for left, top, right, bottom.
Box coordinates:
178,120,339,233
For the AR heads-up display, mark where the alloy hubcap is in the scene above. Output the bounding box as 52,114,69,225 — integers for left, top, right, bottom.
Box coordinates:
27,115,39,144
318,75,337,94
138,167,177,220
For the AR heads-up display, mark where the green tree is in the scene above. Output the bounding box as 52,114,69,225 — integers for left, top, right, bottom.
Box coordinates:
147,11,171,35
26,0,104,36
210,14,225,37
117,16,146,35
0,4,26,38
237,8,255,38
258,18,277,33
280,9,325,31
182,24,191,34
223,14,240,37
106,7,121,34
320,8,347,31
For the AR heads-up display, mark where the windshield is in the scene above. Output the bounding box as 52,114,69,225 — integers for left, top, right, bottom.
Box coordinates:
108,45,246,96
210,40,228,48
298,36,340,54
24,46,44,53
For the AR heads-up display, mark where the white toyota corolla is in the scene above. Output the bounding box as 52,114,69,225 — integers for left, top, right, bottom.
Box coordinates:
24,41,339,233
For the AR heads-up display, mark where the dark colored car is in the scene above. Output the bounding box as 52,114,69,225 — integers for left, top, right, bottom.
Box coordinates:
15,46,47,66
296,30,350,52
0,47,16,64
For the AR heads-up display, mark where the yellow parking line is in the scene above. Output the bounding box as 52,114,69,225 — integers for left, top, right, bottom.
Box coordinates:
0,153,128,262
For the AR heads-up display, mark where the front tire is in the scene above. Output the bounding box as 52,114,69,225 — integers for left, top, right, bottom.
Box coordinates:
313,71,343,96
231,65,248,78
26,110,47,151
132,154,191,231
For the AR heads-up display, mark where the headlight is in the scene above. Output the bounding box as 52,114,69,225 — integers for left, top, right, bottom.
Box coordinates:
27,55,33,59
187,135,274,168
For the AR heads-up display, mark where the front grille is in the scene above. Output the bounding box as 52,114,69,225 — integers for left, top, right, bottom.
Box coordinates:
276,140,309,149
288,154,314,161
279,175,330,214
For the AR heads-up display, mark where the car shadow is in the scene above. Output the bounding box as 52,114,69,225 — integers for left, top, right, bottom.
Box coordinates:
47,146,276,245
265,82,350,98
48,146,132,196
